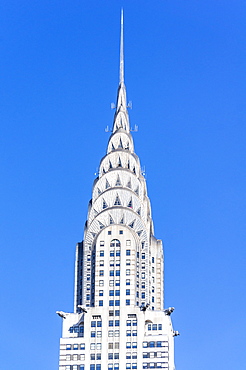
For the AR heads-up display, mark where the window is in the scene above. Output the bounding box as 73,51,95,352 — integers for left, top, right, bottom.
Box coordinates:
109,290,114,296
90,343,95,350
99,280,104,286
66,344,71,350
116,270,120,276
109,300,114,306
158,324,162,330
132,364,137,369
115,300,120,306
126,342,131,348
142,292,145,299
109,280,114,286
108,330,114,337
152,267,155,273
116,250,120,256
115,280,120,286
108,365,113,370
110,239,120,248
142,262,145,269
126,330,131,336
119,230,123,234
132,342,137,348
132,320,137,326
116,259,120,266
99,270,104,276
126,269,130,275
152,257,155,263
132,352,137,359
115,330,120,337
114,195,121,205
132,330,137,336
126,240,131,246
102,200,108,209
100,251,104,257
142,253,145,259
126,299,130,305
99,260,104,266
97,331,102,337
115,310,120,316
91,321,96,327
108,231,112,235
115,290,120,296
90,365,95,370
99,300,103,306
80,343,85,350
110,270,114,276
108,353,113,359
100,241,104,246
66,354,70,360
126,250,131,256
91,331,96,337
80,366,85,370
141,272,145,279
99,290,103,296
126,259,131,265
109,320,114,326
74,344,78,350
141,282,145,289
114,364,119,370
126,289,130,295
96,365,101,370
110,251,114,257
97,343,102,350
108,342,113,349
91,354,95,360
152,296,155,303
115,342,120,349
126,352,131,359
115,320,120,326
126,364,131,369
126,279,130,285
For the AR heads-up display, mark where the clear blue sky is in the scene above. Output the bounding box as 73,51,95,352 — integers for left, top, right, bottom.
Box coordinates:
0,1,245,369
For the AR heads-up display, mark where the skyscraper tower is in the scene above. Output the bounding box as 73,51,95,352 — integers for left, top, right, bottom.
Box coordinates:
57,11,177,370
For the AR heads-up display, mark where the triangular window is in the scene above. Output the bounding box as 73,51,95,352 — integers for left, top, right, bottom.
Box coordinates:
137,230,142,237
129,220,135,229
115,175,121,187
133,166,136,174
102,199,108,209
120,217,124,224
135,186,139,195
127,160,130,169
94,209,98,216
118,138,123,149
105,179,110,189
126,179,132,189
109,215,114,225
91,232,96,238
97,188,101,195
102,167,106,174
114,195,121,206
117,157,122,168
98,221,104,230
111,143,115,151
109,161,113,169
137,208,141,215
127,198,133,208
126,142,129,150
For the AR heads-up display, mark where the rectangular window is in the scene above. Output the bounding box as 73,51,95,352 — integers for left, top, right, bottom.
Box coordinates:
115,320,120,326
99,270,104,276
126,279,130,285
116,270,120,276
132,320,137,326
66,354,70,360
109,320,114,326
90,343,96,350
126,250,131,256
132,364,137,369
97,321,102,327
108,231,112,235
108,330,114,337
90,365,95,370
126,342,131,348
99,260,104,266
109,310,114,316
109,290,114,296
91,331,96,337
100,241,104,246
99,280,104,286
115,342,120,349
114,330,120,337
114,353,119,359
126,269,130,275
90,354,95,360
109,280,114,286
100,251,104,257
99,300,103,306
126,240,131,246
97,343,102,350
115,280,120,286
142,253,145,259
115,300,120,306
96,365,101,370
66,344,71,350
152,324,157,330
80,343,85,350
126,352,131,359
132,352,137,359
109,300,114,306
158,324,162,330
73,344,78,350
126,259,131,265
108,342,113,349
91,321,96,327
115,310,120,316
132,342,137,348
80,366,85,370
132,330,137,336
126,299,130,305
126,330,131,336
99,290,103,296
116,259,120,266
110,251,114,257
126,289,130,295
116,250,120,256
110,260,114,267
115,290,120,296
108,353,113,360
119,230,123,234
110,270,114,276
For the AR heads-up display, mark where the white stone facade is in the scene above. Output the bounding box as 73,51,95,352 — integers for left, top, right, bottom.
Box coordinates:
57,12,176,370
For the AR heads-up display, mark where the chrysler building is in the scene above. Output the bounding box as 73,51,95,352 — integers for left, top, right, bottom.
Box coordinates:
57,11,177,370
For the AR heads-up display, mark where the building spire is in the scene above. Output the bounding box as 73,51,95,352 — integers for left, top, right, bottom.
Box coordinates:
120,9,124,84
